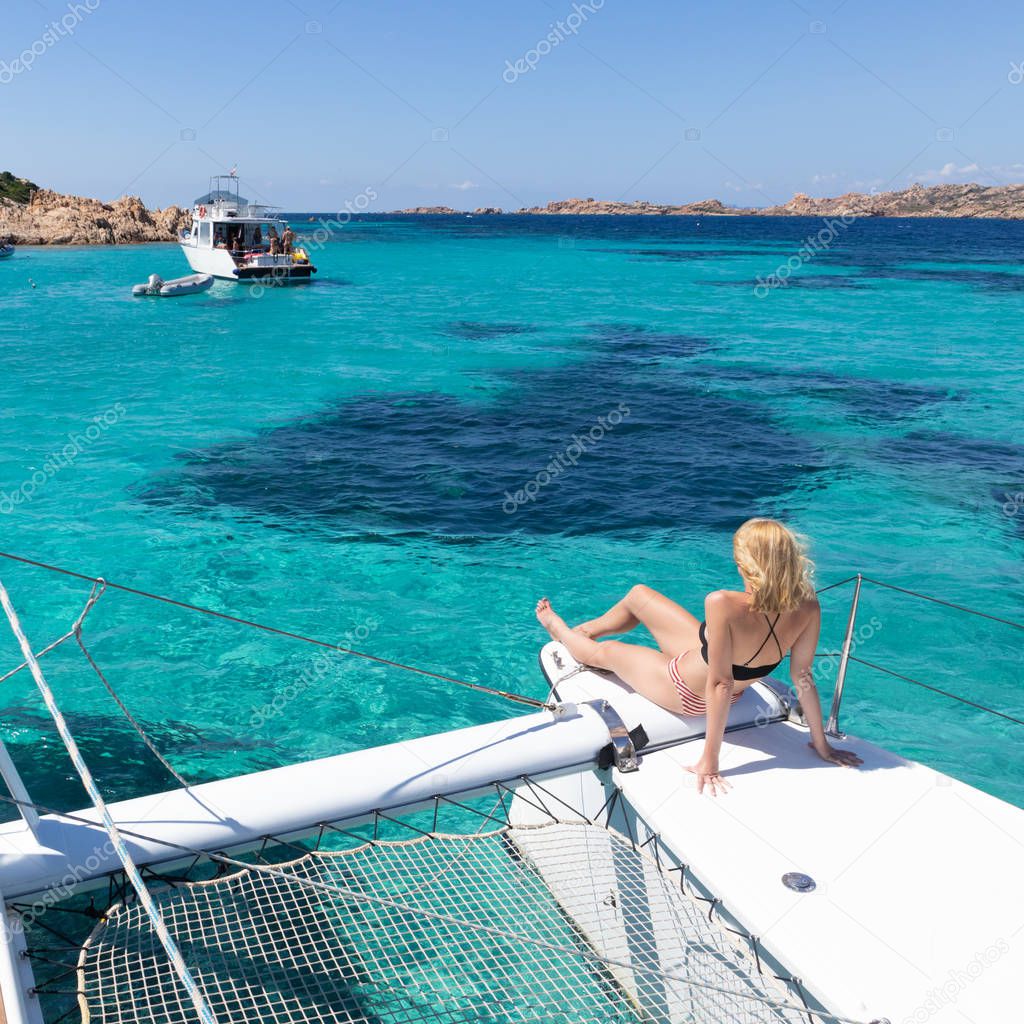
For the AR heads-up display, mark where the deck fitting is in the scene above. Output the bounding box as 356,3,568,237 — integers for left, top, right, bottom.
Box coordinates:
781,872,816,893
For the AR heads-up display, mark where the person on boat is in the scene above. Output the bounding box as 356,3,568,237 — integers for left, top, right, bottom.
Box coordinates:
213,227,227,248
268,226,281,255
535,518,863,796
253,225,263,250
281,225,295,255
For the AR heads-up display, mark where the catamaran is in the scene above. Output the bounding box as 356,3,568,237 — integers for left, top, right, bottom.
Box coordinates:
179,175,316,283
0,563,1019,1024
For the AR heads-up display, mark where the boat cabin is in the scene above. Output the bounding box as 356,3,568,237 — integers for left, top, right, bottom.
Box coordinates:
179,174,316,282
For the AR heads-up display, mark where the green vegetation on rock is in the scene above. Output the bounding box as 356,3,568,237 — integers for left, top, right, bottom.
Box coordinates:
0,172,39,204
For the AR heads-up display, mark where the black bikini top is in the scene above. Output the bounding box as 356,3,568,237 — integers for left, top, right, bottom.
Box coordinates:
699,613,784,680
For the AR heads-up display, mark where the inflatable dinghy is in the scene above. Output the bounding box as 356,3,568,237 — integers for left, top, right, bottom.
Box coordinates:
132,272,213,297
0,244,15,259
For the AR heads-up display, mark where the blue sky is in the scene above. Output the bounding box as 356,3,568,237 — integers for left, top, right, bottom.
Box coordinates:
3,0,1023,210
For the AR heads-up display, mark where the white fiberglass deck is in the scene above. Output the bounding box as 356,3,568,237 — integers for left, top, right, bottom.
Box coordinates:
541,641,1023,1024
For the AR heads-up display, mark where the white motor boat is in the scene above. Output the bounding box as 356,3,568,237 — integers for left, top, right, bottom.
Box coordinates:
0,566,1020,1024
179,174,316,283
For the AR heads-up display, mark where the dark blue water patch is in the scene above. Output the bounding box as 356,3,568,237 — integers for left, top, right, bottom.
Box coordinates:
852,266,1024,292
764,274,869,290
880,431,1024,474
700,275,868,291
587,324,713,359
879,433,1024,533
0,707,279,816
445,321,534,340
696,274,864,290
136,354,827,537
690,365,956,423
791,369,958,421
806,246,1024,291
588,246,785,261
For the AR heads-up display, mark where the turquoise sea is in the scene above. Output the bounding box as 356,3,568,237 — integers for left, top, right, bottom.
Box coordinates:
0,213,1022,814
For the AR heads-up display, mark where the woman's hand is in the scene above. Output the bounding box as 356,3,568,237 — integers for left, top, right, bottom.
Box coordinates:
686,759,732,797
810,741,863,767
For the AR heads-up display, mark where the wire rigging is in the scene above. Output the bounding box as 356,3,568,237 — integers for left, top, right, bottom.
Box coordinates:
0,549,554,711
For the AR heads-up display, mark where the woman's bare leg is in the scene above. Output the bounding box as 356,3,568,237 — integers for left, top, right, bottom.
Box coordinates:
577,585,700,655
574,592,640,638
538,599,684,714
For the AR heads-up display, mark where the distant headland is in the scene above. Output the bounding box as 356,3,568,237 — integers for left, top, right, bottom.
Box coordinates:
4,172,1024,246
393,182,1024,219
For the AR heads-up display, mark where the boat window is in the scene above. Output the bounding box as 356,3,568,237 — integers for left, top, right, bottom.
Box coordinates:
199,222,211,245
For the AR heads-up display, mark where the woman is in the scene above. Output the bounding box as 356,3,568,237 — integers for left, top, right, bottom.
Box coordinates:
535,518,862,796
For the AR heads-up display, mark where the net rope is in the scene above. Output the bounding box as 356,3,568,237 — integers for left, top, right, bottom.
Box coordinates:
75,819,860,1024
0,579,219,1024
0,566,886,1023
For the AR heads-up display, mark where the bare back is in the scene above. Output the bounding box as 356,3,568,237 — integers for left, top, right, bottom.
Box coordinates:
675,590,819,695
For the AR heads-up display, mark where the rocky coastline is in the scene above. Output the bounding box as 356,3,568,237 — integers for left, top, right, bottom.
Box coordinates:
392,205,503,215
391,182,1024,220
0,188,190,245
4,180,1024,246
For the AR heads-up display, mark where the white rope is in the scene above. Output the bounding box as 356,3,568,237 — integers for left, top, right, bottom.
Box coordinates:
0,578,219,1024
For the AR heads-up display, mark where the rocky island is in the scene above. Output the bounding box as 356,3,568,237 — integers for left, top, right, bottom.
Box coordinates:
0,174,190,245
390,182,1024,220
392,205,462,215
391,205,504,215
5,172,1024,246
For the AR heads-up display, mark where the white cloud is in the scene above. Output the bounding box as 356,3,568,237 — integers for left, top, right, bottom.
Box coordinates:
451,180,479,191
911,162,987,184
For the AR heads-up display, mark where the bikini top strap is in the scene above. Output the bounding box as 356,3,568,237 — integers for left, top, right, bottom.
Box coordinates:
766,613,784,660
741,613,783,666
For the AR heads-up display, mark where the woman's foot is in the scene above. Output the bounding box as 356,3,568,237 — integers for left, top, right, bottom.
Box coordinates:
535,598,572,642
537,598,613,672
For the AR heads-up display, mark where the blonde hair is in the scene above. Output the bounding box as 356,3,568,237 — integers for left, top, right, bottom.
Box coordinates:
732,518,816,614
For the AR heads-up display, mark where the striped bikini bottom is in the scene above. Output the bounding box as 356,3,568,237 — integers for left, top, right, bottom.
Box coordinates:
667,652,743,717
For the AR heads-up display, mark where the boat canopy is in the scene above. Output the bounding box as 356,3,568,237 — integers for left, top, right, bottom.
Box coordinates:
193,189,249,207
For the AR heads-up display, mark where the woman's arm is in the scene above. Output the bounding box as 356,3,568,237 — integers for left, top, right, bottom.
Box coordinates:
688,591,735,796
790,603,863,767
